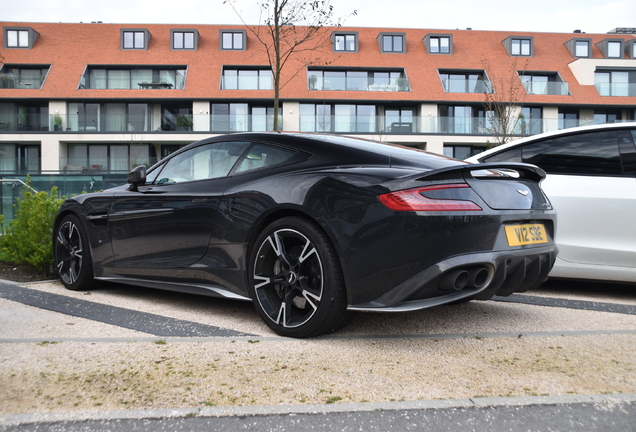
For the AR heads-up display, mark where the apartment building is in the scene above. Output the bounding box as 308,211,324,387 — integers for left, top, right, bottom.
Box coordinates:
1,22,635,186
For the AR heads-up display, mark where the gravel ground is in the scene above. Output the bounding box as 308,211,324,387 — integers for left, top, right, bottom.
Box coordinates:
1,280,635,416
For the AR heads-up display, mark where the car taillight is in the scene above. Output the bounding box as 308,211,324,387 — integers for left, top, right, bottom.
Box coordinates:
378,184,482,212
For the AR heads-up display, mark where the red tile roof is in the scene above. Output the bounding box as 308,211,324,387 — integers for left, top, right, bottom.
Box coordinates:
1,21,635,106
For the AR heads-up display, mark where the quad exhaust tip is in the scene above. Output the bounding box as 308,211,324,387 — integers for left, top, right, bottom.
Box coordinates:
439,266,491,292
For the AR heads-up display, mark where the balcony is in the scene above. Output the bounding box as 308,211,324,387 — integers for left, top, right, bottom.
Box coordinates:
0,114,282,133
0,113,49,131
59,157,159,173
0,114,627,136
523,81,570,96
595,82,636,96
308,76,410,92
441,78,493,94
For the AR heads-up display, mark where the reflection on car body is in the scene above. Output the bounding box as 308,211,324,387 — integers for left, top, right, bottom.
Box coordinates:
54,132,557,337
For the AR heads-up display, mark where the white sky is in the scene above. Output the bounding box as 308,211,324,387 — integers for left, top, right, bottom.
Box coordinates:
2,0,635,34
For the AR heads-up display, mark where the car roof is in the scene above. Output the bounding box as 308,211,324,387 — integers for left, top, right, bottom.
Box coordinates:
187,131,464,171
466,122,636,162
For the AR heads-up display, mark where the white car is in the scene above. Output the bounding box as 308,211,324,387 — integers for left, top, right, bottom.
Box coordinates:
466,122,636,283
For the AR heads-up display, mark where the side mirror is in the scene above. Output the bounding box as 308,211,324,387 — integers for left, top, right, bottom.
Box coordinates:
127,165,147,191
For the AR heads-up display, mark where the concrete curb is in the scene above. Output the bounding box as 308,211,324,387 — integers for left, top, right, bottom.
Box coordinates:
2,393,635,426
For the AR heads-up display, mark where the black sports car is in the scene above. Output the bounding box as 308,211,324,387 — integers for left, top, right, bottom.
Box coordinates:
54,132,558,337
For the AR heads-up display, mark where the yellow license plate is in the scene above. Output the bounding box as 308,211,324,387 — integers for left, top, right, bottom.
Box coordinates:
505,224,548,246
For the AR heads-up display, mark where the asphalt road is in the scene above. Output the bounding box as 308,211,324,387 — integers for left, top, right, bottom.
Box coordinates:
1,278,635,431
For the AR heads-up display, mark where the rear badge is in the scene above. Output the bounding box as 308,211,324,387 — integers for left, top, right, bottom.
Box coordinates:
516,189,529,196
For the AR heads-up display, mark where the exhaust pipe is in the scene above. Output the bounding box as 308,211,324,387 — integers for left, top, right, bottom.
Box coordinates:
468,267,489,289
439,269,469,292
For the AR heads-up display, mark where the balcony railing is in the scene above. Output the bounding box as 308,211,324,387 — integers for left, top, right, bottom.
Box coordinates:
523,81,570,96
0,114,628,136
595,82,636,96
59,157,159,173
0,114,282,133
308,77,410,92
0,113,49,131
441,78,493,94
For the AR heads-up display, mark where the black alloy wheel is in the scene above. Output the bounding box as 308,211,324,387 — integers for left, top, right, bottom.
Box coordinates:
54,215,94,291
250,217,350,338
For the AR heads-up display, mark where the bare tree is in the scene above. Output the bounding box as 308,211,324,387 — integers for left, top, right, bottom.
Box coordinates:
481,57,531,146
224,0,356,131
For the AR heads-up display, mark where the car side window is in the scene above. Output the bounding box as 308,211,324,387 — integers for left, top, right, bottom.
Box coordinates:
521,131,621,175
234,143,297,173
154,141,250,184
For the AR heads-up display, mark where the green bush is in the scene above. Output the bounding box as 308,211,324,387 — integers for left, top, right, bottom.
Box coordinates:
1,179,64,272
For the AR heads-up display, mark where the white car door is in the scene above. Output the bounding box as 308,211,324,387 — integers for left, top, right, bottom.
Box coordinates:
541,174,636,268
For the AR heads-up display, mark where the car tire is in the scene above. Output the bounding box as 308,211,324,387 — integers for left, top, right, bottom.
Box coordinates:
54,214,95,291
249,217,351,338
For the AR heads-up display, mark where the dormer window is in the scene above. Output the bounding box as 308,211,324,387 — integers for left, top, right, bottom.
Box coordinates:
626,39,636,59
332,32,358,52
121,29,150,50
596,38,624,59
424,34,452,55
220,30,246,50
3,26,39,49
171,30,198,50
378,33,405,53
565,38,592,58
503,36,534,57
576,41,589,57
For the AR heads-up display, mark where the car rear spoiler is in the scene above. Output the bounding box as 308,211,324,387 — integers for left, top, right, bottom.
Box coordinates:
383,162,547,191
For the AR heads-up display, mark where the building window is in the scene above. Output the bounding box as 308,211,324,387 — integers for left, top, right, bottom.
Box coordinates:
300,103,375,133
67,102,151,132
121,29,150,50
596,38,624,59
503,36,533,57
378,33,405,53
519,107,543,135
593,110,622,124
161,104,193,131
0,65,50,89
67,143,153,172
627,40,636,59
220,30,246,50
6,29,28,47
0,143,41,173
438,105,483,134
80,66,187,90
0,102,49,132
558,109,579,130
608,41,622,58
575,41,589,57
443,145,486,160
171,30,198,50
519,72,569,96
3,26,39,49
221,68,273,90
594,70,633,96
385,109,415,133
307,68,409,92
565,38,592,58
332,32,358,52
439,70,490,93
424,34,452,54
211,103,280,132
512,39,531,56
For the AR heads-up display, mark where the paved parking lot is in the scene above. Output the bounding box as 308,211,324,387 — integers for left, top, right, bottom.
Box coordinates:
1,278,635,429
